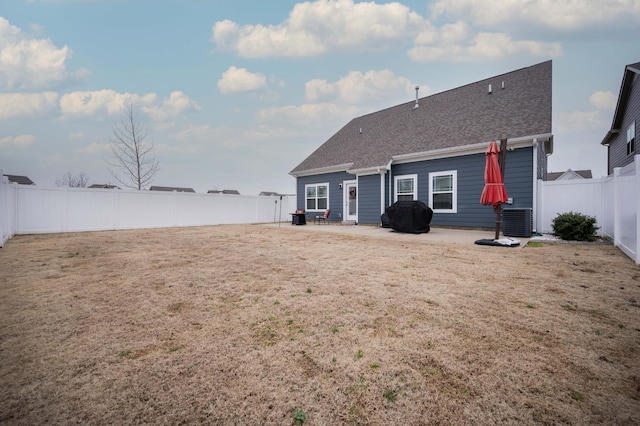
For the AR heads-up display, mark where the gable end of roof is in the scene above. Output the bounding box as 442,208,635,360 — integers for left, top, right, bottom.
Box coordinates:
602,61,640,145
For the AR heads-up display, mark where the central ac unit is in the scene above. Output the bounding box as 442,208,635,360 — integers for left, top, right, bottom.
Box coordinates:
502,208,532,237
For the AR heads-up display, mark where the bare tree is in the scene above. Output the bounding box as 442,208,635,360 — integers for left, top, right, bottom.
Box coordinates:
56,171,89,187
107,104,159,190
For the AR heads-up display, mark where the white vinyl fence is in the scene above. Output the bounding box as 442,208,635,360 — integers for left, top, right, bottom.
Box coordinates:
0,173,295,247
536,155,639,264
3,157,639,264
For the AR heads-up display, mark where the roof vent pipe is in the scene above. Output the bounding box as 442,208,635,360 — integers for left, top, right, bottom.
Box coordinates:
414,86,419,109
488,83,492,94
501,81,505,89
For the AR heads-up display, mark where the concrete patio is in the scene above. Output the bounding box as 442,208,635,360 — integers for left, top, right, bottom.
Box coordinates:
262,222,532,247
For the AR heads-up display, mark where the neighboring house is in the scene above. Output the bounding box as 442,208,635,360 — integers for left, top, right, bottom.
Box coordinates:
208,189,240,195
259,191,283,196
601,61,640,174
3,174,35,185
88,184,120,189
149,186,195,193
546,169,592,181
290,61,553,227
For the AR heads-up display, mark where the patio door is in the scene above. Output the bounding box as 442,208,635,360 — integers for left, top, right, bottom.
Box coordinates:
344,181,357,222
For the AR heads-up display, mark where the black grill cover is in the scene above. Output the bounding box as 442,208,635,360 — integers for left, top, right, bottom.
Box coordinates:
380,213,391,228
384,200,433,234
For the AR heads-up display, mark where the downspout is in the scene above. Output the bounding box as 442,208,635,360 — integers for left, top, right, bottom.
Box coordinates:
386,159,392,212
532,138,538,233
379,171,385,216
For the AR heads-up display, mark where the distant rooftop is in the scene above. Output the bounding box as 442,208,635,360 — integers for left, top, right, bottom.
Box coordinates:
88,184,120,189
3,174,34,185
149,186,195,192
547,169,592,181
208,189,240,195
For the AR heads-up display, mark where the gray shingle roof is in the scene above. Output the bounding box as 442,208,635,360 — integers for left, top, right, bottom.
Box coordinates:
291,61,552,175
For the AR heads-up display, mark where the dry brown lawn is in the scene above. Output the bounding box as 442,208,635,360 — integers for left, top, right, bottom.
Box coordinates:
0,224,639,425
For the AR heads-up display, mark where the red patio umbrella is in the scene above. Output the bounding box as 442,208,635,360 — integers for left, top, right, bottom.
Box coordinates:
480,141,508,239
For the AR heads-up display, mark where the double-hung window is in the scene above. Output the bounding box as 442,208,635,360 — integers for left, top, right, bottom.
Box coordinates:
305,183,328,211
627,122,636,156
394,174,417,202
429,170,457,213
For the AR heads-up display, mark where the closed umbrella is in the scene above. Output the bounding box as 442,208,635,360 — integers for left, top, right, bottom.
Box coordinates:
480,141,508,239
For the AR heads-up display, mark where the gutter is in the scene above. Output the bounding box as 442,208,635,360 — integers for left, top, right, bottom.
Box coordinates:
289,163,354,178
392,133,552,165
601,129,619,146
291,134,552,177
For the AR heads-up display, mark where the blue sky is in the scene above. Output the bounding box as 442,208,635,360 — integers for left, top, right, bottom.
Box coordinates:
1,0,639,194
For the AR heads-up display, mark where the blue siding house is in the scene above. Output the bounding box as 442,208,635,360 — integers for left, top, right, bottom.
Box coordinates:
290,61,553,229
601,62,640,174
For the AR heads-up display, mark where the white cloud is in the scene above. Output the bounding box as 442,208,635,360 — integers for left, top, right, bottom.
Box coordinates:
0,17,87,90
212,0,425,58
217,66,267,93
305,69,416,104
589,91,616,110
0,91,58,119
211,0,567,63
141,91,201,121
76,142,109,154
60,89,157,118
430,0,640,32
556,110,605,135
408,32,562,62
0,134,36,148
257,102,360,129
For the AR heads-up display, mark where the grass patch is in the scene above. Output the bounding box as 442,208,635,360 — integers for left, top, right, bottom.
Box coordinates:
383,389,397,402
570,391,584,402
526,242,544,248
293,409,307,424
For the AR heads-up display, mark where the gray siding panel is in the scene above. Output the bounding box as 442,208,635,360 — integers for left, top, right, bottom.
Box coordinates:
296,147,534,228
296,172,351,222
609,73,640,173
357,175,381,224
389,148,533,228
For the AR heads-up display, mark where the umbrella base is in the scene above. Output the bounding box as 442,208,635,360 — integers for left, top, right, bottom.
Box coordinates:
474,238,520,247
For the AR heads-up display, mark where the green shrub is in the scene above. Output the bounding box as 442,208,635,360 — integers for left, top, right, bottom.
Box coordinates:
551,212,599,241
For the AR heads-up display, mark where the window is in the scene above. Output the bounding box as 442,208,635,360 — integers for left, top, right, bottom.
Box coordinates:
627,122,636,155
305,183,328,211
394,174,417,202
429,170,457,213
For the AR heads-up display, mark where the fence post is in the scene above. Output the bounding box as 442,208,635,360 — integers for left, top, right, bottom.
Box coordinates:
535,179,542,233
635,155,640,264
600,176,606,238
63,186,69,233
613,167,621,248
0,170,5,247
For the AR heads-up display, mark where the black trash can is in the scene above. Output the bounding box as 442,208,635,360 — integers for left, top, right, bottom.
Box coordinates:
291,213,306,225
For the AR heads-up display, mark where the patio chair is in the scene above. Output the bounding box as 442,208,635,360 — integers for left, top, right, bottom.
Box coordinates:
314,209,330,224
